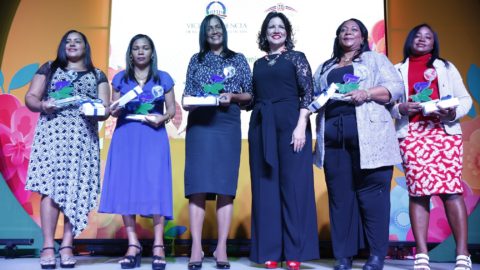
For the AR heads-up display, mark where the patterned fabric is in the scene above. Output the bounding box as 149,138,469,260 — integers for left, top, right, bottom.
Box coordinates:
184,51,252,96
25,62,107,236
314,51,404,169
399,120,463,196
282,50,314,108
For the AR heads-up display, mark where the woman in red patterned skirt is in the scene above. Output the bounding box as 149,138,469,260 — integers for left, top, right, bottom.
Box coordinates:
391,24,473,270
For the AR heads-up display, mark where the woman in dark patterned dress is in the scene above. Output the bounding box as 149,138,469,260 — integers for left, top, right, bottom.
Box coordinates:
25,30,110,269
392,24,473,270
182,15,252,270
248,12,319,270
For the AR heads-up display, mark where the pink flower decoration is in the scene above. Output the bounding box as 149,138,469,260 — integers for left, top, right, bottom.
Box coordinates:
0,94,39,208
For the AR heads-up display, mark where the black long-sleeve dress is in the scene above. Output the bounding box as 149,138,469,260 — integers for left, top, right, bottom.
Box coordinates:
248,50,319,263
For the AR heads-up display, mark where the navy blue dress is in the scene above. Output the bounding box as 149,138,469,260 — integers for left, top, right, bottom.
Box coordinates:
183,51,252,199
248,50,319,263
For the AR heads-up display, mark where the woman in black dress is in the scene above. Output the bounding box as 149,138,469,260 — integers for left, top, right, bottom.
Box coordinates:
182,15,252,270
248,12,319,270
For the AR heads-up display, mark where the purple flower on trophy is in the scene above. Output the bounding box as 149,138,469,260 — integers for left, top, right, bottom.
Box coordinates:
211,74,224,83
413,81,430,93
343,73,360,84
139,91,155,103
55,80,70,90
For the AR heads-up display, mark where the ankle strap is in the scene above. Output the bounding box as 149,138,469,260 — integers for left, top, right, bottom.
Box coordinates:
128,244,142,251
59,246,74,251
41,247,56,252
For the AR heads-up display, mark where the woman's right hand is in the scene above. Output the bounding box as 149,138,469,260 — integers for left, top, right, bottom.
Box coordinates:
41,99,57,114
399,102,422,116
109,102,123,117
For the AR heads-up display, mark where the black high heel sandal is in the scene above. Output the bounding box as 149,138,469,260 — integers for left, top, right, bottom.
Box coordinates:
213,250,230,269
188,251,204,270
152,245,166,270
40,247,57,269
120,244,142,269
59,246,76,268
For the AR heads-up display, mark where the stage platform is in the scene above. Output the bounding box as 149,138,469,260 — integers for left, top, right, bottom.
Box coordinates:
1,256,478,270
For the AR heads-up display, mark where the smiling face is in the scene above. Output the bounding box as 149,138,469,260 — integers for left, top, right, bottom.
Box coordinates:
130,37,152,68
206,16,224,50
266,16,287,51
411,26,434,56
65,32,86,61
338,20,364,53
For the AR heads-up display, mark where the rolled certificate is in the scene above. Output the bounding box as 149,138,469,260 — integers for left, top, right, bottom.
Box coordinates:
182,95,219,106
308,83,338,112
111,86,143,108
421,97,459,115
125,114,147,121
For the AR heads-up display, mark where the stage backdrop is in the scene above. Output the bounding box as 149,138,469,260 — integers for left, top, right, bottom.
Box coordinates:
0,0,479,260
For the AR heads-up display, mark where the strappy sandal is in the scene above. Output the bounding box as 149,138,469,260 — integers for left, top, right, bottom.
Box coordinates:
40,247,57,269
59,246,76,268
188,250,204,270
120,244,142,269
413,253,430,270
454,255,472,270
152,245,166,270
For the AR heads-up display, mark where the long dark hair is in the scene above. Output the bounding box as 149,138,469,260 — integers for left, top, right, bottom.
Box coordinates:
320,18,370,75
124,34,160,83
48,30,95,82
198,14,236,62
257,12,295,53
402,23,448,67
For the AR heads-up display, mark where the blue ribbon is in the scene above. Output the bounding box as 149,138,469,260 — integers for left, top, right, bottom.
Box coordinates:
79,99,103,116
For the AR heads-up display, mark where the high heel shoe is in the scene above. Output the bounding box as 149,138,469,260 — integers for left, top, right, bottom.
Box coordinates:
120,244,142,269
212,250,230,269
59,246,76,268
40,247,57,269
286,261,300,270
265,261,278,269
152,245,166,270
188,250,204,270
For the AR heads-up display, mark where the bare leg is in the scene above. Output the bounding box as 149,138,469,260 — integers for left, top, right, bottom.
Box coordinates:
215,195,233,262
59,216,74,257
189,194,206,262
120,215,141,263
409,196,430,254
441,194,470,256
40,195,60,259
153,215,166,263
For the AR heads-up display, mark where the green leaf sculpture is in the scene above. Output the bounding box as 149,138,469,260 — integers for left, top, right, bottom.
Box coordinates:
49,86,74,100
336,82,359,94
202,82,224,95
134,103,155,115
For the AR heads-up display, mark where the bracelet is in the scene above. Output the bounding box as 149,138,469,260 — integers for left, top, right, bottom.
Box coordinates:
364,90,372,102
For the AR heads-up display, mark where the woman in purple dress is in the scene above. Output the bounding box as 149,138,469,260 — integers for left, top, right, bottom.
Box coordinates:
99,34,175,270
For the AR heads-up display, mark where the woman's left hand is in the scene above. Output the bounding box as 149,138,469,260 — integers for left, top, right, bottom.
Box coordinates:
345,89,369,106
291,124,306,153
429,107,456,121
219,93,233,106
144,114,168,128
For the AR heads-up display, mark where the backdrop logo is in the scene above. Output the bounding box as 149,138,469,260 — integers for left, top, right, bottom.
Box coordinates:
265,3,297,13
206,1,227,18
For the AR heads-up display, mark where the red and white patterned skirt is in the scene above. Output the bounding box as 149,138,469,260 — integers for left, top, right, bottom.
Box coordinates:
399,120,464,197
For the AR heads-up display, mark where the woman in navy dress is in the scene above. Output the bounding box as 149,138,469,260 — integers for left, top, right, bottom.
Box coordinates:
99,34,175,270
182,15,252,270
248,12,319,270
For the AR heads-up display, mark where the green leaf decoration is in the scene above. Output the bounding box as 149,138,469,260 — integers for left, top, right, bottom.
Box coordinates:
202,82,224,95
134,103,155,115
421,88,433,96
0,70,4,93
410,94,421,102
164,225,187,239
49,86,74,100
337,82,359,94
8,63,39,93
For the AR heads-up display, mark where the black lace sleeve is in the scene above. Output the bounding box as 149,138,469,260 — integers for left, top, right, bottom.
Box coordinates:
285,51,313,108
36,61,51,75
95,69,108,84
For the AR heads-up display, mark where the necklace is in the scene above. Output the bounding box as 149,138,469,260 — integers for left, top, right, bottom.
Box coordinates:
265,53,282,66
264,48,287,66
134,71,148,86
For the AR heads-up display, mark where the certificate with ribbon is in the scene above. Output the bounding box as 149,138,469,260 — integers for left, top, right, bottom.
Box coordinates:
111,85,143,108
308,83,338,112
